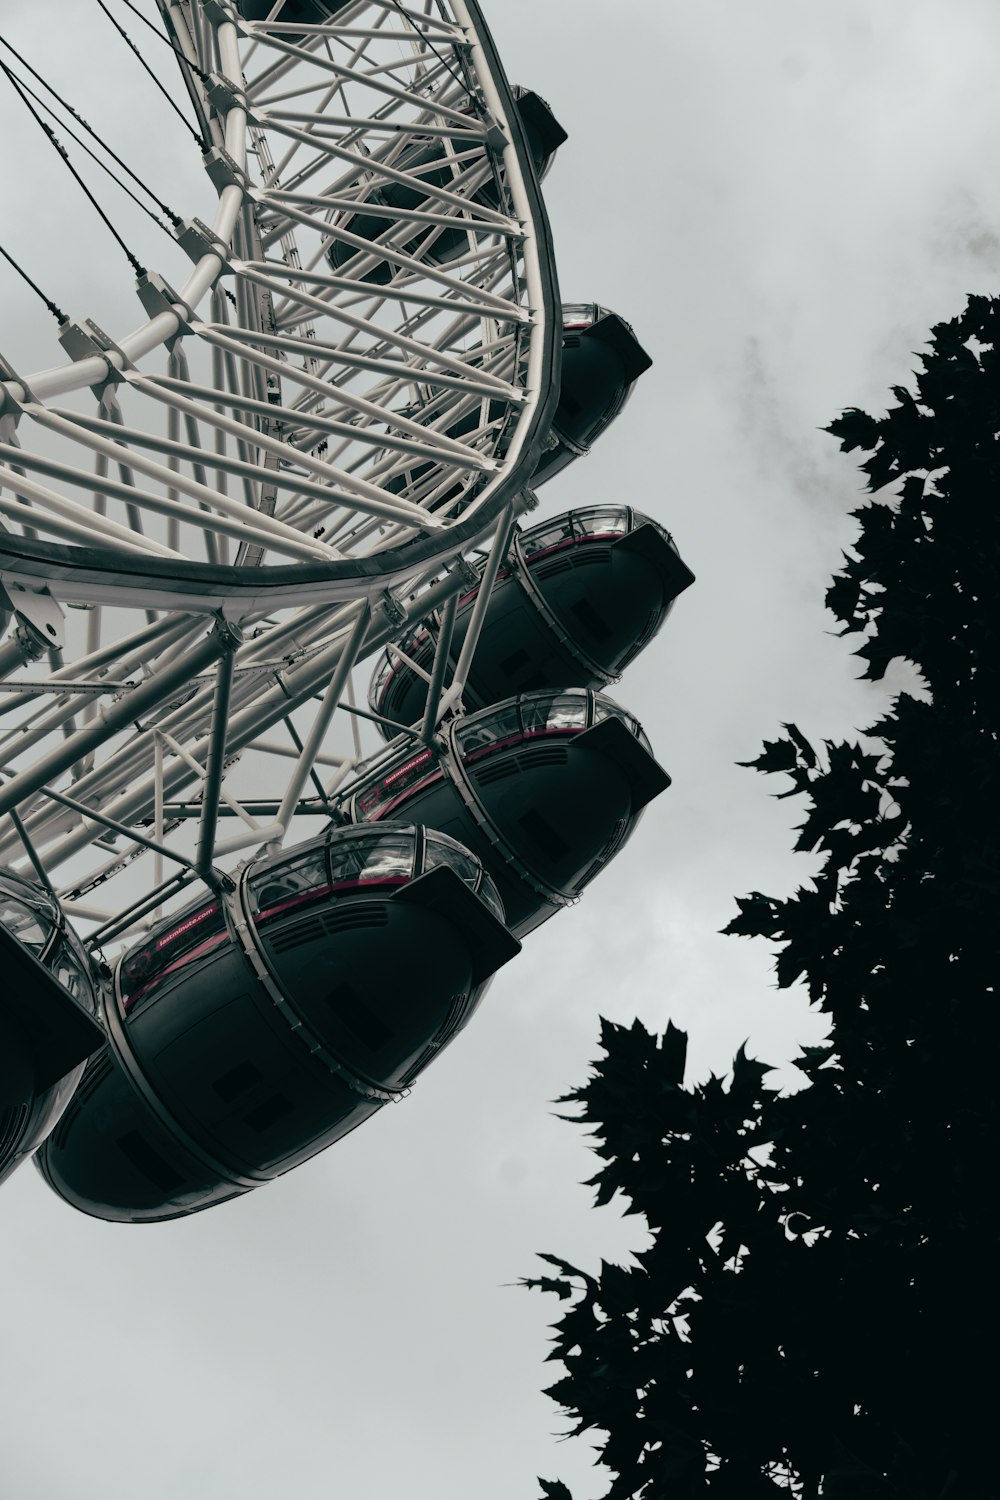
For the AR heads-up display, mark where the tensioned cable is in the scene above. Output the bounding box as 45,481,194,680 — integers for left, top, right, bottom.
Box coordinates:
115,0,212,84
281,715,332,810
385,0,469,96
0,35,182,229
0,241,67,324
94,0,207,151
0,57,148,279
1,67,176,237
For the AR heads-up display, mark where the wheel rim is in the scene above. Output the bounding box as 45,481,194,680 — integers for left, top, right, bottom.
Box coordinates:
0,1,561,924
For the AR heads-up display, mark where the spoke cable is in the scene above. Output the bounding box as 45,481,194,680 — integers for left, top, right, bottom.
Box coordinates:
0,57,148,279
0,66,175,237
0,241,67,325
94,0,207,151
0,35,183,228
107,0,218,138
385,0,469,97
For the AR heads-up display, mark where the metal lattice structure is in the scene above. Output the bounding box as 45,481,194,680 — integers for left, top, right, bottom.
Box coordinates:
0,0,560,946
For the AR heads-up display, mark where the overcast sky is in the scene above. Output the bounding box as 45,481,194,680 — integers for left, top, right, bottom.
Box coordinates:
3,3,1000,1497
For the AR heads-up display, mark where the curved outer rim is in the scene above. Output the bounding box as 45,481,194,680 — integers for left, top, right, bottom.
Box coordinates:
103,952,270,1191
0,1,562,603
441,713,576,907
107,872,403,1114
346,714,579,910
94,867,394,1212
499,529,617,684
230,863,405,1102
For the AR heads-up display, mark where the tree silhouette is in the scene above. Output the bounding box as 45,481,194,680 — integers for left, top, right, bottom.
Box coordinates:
525,295,1000,1499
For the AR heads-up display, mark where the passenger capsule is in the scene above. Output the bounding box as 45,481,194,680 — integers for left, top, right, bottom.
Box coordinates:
380,305,652,506
531,305,653,486
369,506,695,734
345,689,669,938
36,827,518,1223
326,87,566,285
0,871,103,1186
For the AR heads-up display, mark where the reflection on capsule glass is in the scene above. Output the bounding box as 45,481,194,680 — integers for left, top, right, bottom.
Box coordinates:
347,688,670,938
369,505,695,735
36,827,518,1223
0,869,103,1186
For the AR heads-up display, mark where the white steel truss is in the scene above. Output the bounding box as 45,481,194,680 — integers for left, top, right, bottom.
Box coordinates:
0,0,560,944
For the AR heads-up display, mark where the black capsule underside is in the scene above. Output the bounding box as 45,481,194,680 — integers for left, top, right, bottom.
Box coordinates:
374,523,694,733
354,716,669,938
531,313,653,486
0,924,104,1185
37,868,516,1222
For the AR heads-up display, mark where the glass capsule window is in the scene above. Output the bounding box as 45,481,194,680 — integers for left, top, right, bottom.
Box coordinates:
561,303,601,330
248,826,496,916
249,847,330,924
328,834,413,888
248,831,420,922
518,507,633,565
48,931,98,1014
422,831,504,922
0,894,52,953
0,872,59,954
353,748,440,822
454,689,589,762
453,689,649,763
592,692,653,754
120,899,229,1008
457,701,523,761
0,871,97,1011
523,691,588,736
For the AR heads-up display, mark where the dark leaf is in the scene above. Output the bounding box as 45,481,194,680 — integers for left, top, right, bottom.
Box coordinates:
527,293,1000,1500
782,722,818,767
738,736,799,775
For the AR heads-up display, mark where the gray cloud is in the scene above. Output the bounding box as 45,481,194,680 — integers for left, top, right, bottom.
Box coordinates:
3,4,997,1496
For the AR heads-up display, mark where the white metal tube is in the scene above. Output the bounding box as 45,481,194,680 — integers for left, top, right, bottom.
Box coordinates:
447,503,515,702
129,364,456,526
272,600,370,839
214,821,285,858
186,322,485,474
0,620,237,817
26,408,333,561
195,647,239,875
247,738,345,768
153,732,164,900
246,258,528,326
248,41,475,127
22,564,472,871
451,0,553,478
420,590,458,742
158,729,261,832
209,270,520,391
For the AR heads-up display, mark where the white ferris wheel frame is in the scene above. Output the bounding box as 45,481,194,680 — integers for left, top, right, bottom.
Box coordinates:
0,0,561,947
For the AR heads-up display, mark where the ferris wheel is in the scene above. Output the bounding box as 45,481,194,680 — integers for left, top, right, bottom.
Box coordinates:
0,0,693,1220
